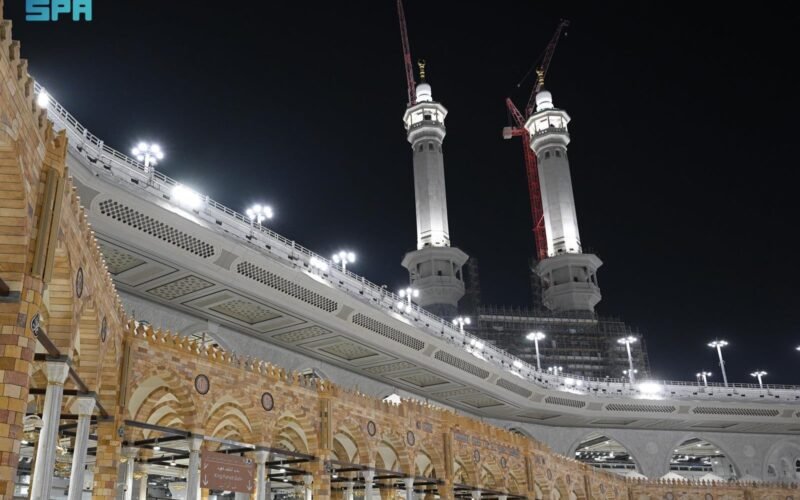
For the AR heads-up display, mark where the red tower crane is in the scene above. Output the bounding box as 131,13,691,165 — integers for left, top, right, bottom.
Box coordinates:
397,0,417,106
503,20,570,262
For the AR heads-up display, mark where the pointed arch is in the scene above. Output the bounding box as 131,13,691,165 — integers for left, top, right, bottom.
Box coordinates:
42,244,74,354
332,416,371,465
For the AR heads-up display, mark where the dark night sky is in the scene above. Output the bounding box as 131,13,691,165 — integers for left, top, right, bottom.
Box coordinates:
6,2,799,383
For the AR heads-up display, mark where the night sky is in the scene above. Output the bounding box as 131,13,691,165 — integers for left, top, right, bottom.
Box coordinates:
6,2,798,383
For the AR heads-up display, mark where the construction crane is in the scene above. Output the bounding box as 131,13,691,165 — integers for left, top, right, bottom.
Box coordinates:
397,0,416,106
503,20,570,261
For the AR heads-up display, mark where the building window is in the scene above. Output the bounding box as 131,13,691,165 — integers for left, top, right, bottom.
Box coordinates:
418,144,424,152
555,150,561,157
429,143,435,151
545,152,551,159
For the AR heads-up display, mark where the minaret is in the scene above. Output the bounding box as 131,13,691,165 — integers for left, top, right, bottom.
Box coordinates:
525,90,602,313
401,67,468,318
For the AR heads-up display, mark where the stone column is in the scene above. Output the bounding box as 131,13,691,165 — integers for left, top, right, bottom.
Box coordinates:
30,361,69,500
345,480,355,500
303,473,313,500
186,436,203,500
498,495,507,500
122,447,139,500
67,396,96,500
404,477,415,500
255,450,270,500
363,470,375,500
138,471,149,500
471,490,482,500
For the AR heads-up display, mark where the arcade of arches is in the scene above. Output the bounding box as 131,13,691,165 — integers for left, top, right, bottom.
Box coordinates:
0,7,798,500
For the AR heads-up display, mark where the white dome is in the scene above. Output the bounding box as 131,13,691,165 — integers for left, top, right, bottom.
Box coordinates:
416,83,433,102
535,90,554,111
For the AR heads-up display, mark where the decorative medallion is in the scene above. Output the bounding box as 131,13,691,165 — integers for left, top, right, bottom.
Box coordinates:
472,449,481,463
406,431,415,446
367,421,376,437
599,484,606,494
194,374,210,395
30,313,41,336
100,317,108,343
75,267,84,298
546,469,552,480
705,495,713,500
261,392,274,411
500,457,507,469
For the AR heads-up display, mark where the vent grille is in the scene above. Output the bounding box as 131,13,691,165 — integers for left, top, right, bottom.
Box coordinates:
692,407,780,417
98,199,215,258
237,261,337,312
434,351,489,379
352,313,424,351
497,378,532,398
544,396,586,409
605,404,676,413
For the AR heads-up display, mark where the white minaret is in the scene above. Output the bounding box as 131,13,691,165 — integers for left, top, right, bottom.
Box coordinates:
525,90,602,312
401,80,468,318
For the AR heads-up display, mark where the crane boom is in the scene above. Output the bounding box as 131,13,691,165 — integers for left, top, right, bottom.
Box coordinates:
397,0,416,106
525,19,570,117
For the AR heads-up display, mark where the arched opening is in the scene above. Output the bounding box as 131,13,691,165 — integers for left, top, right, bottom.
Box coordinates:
669,438,737,480
573,433,638,476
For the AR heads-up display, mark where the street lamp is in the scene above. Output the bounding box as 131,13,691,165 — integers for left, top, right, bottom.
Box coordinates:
36,89,50,108
547,366,563,376
708,340,729,387
526,331,545,371
132,142,164,183
332,251,356,273
453,316,470,334
696,371,712,387
617,336,637,384
750,370,767,389
623,369,638,383
245,204,273,236
397,287,419,311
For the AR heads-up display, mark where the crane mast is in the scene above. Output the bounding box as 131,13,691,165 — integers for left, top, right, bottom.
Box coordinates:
397,0,416,106
504,20,570,261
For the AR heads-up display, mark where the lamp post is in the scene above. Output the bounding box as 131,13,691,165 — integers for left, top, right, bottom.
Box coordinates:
245,204,273,237
750,370,767,389
696,371,712,387
547,366,563,376
332,251,356,273
617,336,637,384
526,331,545,371
132,142,164,184
623,369,638,383
397,287,419,311
708,340,729,387
453,316,470,334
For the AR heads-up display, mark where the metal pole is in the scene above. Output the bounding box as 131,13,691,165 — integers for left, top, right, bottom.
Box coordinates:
534,337,542,371
716,345,728,387
625,342,635,384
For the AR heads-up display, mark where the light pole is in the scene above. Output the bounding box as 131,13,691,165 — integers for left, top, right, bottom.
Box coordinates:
132,142,164,184
623,369,638,383
332,251,356,273
708,340,729,387
453,317,470,334
397,287,419,311
617,336,637,384
750,370,767,389
526,331,545,371
547,366,563,376
696,371,712,387
245,204,273,236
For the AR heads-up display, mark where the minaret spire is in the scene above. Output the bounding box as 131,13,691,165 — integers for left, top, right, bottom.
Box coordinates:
524,90,602,312
400,70,468,318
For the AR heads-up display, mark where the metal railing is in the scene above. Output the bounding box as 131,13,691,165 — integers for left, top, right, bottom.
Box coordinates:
33,83,800,404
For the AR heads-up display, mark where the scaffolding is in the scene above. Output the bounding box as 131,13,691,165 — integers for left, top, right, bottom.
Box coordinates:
475,305,651,379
